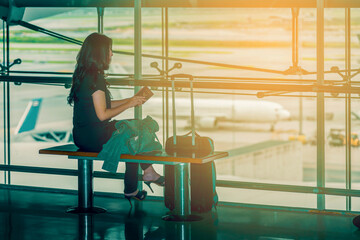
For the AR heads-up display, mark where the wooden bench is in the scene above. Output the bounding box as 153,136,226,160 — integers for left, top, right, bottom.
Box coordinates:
39,144,228,220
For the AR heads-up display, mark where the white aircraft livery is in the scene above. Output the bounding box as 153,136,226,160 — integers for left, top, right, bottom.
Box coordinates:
145,97,290,129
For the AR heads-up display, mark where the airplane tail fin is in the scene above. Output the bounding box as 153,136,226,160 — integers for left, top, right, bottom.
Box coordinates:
14,98,42,135
352,111,360,120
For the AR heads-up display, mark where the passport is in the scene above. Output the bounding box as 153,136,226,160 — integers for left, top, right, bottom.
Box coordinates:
135,86,154,102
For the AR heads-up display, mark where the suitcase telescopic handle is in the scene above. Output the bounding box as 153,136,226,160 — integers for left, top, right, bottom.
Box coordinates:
170,74,194,81
171,75,177,146
170,74,196,147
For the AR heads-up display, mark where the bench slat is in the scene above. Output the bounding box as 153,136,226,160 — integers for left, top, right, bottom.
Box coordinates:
39,144,98,157
39,144,228,164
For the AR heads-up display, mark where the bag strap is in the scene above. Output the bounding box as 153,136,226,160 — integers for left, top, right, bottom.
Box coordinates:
189,76,196,147
183,130,200,137
141,119,161,144
171,74,177,145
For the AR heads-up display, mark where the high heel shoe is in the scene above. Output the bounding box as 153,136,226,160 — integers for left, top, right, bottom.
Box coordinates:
125,190,147,207
144,176,165,193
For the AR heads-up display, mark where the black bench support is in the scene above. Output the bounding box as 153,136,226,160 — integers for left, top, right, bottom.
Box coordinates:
67,159,106,214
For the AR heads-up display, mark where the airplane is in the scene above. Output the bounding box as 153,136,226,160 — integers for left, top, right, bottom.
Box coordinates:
13,98,73,143
133,90,290,130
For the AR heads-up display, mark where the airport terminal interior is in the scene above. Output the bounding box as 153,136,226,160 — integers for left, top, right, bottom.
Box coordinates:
1,0,360,239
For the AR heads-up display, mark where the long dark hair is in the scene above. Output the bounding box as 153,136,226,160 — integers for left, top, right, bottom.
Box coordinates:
67,33,112,105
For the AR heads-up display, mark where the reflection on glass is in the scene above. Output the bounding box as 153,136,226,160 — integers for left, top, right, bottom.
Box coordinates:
78,214,94,240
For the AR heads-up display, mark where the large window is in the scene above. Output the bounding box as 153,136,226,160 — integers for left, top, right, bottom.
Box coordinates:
1,7,359,211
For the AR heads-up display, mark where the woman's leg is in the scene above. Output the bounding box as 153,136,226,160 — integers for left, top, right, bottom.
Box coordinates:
142,164,161,181
140,163,151,171
124,163,139,195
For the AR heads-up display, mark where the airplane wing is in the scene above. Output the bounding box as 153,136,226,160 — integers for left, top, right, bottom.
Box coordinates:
0,4,76,25
22,8,76,22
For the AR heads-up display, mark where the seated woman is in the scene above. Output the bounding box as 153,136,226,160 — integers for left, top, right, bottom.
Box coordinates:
67,32,164,205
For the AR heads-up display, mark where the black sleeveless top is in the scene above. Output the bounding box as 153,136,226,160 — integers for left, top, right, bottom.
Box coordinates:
72,71,116,152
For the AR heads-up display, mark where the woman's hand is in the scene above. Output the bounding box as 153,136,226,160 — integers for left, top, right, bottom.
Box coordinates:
92,91,146,121
127,96,146,108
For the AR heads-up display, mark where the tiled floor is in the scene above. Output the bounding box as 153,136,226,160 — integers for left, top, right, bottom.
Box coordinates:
0,187,359,240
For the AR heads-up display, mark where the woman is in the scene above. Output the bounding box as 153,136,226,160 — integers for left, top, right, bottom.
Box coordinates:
68,33,164,205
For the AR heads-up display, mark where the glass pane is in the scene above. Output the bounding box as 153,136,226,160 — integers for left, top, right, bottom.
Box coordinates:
326,195,346,211
218,187,316,208
105,8,134,75
10,84,75,189
10,8,95,73
105,7,135,120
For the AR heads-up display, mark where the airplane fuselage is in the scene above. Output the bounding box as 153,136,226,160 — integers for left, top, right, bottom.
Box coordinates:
143,97,290,128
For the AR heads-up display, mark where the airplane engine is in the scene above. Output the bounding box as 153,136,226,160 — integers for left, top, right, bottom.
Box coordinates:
198,117,218,129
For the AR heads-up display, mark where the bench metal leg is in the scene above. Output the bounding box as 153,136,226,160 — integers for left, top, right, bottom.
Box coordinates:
163,163,201,222
67,159,106,214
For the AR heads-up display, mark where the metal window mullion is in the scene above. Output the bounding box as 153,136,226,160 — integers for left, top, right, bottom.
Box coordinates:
134,0,142,192
219,202,360,216
345,8,352,211
162,7,170,143
2,20,6,185
161,7,165,146
165,8,169,140
316,0,325,210
216,180,360,197
134,0,142,119
97,7,104,34
6,22,10,185
0,164,127,179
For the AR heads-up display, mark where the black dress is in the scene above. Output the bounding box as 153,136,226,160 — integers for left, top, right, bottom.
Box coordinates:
72,71,115,152
71,70,150,194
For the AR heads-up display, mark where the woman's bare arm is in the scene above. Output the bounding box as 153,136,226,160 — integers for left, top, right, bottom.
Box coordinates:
111,98,130,108
92,90,145,121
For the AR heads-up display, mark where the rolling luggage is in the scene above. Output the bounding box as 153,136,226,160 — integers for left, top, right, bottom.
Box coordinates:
164,74,218,213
